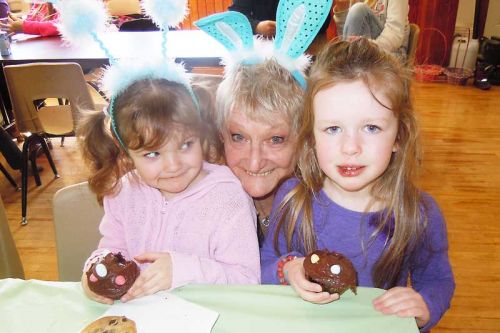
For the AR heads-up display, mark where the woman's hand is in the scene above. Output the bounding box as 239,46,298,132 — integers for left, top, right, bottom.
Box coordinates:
255,20,276,37
81,271,114,305
0,13,24,35
373,286,430,328
285,257,339,304
120,252,172,303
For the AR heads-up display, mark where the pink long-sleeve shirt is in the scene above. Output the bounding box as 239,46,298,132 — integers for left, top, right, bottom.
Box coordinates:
22,4,59,37
87,162,261,289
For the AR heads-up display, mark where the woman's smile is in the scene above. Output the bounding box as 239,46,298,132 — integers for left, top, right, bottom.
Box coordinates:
245,169,275,177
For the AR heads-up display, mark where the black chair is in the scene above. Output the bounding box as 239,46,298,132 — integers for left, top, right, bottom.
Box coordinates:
119,18,160,31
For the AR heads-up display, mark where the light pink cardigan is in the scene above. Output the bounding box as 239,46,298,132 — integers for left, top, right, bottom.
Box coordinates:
87,163,260,289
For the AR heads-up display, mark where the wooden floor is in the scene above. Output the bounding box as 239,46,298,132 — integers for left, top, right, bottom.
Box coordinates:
1,82,499,332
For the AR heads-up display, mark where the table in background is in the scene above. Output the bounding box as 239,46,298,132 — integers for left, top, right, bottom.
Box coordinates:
0,278,419,333
1,30,226,68
0,30,227,127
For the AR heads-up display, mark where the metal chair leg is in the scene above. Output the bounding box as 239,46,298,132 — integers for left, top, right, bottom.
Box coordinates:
39,136,59,178
19,134,61,225
20,137,31,226
30,156,42,186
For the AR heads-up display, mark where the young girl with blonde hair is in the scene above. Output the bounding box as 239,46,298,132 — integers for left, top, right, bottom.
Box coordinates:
261,38,454,332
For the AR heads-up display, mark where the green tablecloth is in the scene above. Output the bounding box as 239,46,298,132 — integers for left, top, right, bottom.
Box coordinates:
0,279,419,332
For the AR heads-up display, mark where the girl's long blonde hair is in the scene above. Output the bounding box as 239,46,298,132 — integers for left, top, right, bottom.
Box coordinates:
77,78,217,202
274,38,426,288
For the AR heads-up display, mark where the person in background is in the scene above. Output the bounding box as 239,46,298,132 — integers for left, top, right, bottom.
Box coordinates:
0,126,43,175
228,0,332,54
260,38,455,332
0,126,22,171
0,0,9,19
0,2,59,37
333,0,409,55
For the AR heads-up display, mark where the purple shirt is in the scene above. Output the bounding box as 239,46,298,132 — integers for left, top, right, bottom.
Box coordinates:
0,1,9,18
261,178,455,332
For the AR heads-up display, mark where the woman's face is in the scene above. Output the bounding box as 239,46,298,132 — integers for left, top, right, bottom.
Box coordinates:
222,111,297,199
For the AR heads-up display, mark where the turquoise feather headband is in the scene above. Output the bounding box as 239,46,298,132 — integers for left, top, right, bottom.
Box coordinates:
194,0,333,89
41,0,197,149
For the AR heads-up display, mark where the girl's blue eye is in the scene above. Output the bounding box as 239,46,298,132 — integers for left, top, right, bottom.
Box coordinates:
365,124,381,133
231,133,244,142
144,152,159,158
325,126,341,134
180,140,194,150
271,136,285,144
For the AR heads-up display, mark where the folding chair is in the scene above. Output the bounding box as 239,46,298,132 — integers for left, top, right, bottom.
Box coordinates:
53,182,103,281
4,62,107,225
0,195,24,279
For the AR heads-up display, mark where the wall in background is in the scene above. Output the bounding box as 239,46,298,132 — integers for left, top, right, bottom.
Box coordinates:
456,0,500,37
181,0,233,29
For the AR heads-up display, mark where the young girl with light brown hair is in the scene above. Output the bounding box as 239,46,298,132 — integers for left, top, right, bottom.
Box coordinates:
78,77,260,305
260,38,454,332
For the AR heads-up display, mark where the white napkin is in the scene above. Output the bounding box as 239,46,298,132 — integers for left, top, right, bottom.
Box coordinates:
97,292,218,333
11,33,41,42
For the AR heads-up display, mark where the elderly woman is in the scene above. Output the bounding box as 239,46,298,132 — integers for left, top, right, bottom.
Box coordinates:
213,60,304,244
195,1,331,245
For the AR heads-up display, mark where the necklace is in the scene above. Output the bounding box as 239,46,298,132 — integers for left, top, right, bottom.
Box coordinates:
259,214,270,227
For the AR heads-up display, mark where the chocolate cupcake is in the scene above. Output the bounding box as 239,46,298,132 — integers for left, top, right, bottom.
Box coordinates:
303,250,357,296
86,252,139,300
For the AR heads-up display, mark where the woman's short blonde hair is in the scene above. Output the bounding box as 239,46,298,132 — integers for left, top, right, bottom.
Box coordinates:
216,59,305,135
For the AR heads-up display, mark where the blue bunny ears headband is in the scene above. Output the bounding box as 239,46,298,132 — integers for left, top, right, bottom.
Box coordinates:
194,0,333,89
39,0,196,148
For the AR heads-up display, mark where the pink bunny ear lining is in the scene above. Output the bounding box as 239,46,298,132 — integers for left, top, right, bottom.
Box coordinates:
275,0,333,58
195,11,254,52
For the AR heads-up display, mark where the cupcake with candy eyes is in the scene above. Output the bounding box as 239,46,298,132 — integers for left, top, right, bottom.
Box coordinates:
303,250,357,296
86,252,139,300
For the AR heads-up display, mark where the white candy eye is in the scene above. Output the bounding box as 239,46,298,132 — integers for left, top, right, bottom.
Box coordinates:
330,264,341,275
310,254,320,263
95,263,108,278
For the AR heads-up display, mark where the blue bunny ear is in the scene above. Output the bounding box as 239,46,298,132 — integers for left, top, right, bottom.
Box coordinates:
275,0,333,58
55,0,113,59
194,11,254,52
